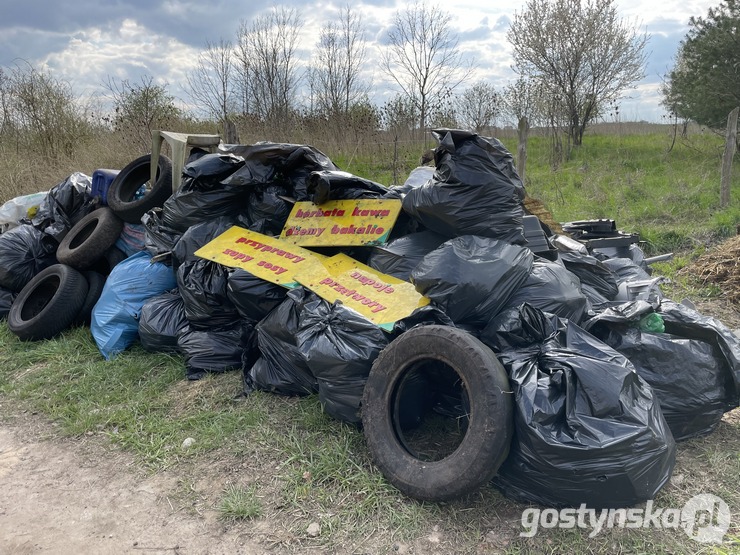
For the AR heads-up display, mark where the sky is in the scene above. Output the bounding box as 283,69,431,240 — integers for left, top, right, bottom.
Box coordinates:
0,0,721,124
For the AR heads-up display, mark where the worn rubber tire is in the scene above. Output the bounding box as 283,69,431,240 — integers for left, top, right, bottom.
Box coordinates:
73,270,106,327
7,264,89,341
90,245,128,276
361,325,513,502
56,207,124,270
108,154,173,224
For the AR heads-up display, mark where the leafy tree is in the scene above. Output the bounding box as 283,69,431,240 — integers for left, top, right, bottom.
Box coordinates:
662,0,740,128
105,75,182,152
380,1,472,137
508,0,648,146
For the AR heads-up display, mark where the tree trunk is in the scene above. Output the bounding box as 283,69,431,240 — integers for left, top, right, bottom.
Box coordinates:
517,116,530,183
720,107,739,208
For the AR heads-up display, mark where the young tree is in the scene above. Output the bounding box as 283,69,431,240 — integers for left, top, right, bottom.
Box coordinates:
662,0,740,129
104,75,182,152
508,0,648,146
309,5,368,118
235,7,302,136
380,1,472,137
457,82,500,134
185,39,237,142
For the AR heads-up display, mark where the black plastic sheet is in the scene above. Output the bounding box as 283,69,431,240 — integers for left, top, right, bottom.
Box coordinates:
559,251,620,300
485,304,676,509
141,208,182,259
227,268,288,323
0,286,16,319
601,257,652,284
402,129,526,244
501,260,591,324
296,298,389,424
245,287,319,396
367,230,447,281
246,184,293,236
0,224,58,292
411,236,533,327
178,322,254,380
176,259,238,330
138,289,188,353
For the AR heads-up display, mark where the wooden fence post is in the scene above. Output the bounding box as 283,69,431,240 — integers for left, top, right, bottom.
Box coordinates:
517,116,529,183
720,106,739,208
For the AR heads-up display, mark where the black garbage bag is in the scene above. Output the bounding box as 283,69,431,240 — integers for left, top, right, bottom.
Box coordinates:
0,286,16,319
161,153,249,233
307,170,389,204
246,184,293,236
245,287,319,396
29,172,95,241
177,259,238,331
402,129,526,244
484,303,676,509
411,236,533,327
178,322,255,381
367,230,448,281
138,289,188,353
502,260,591,324
227,268,288,323
141,208,182,259
601,257,652,284
0,224,59,292
221,142,338,201
559,251,620,300
171,215,248,271
296,298,389,424
390,303,455,339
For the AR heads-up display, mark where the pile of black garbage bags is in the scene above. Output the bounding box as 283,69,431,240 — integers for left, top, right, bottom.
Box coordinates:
0,129,738,511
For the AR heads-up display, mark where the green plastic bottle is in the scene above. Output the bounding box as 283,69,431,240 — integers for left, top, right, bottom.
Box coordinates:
638,313,665,333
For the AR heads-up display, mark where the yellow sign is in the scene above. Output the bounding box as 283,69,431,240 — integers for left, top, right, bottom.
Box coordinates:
194,226,323,287
280,199,402,247
294,253,429,329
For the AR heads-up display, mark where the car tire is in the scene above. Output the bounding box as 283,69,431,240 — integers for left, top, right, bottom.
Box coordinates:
56,208,124,270
108,154,173,224
361,325,513,502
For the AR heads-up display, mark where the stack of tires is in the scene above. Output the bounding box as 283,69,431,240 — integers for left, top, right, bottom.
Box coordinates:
6,154,173,341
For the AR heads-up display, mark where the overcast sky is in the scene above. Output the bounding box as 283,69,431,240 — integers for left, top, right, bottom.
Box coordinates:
0,0,720,123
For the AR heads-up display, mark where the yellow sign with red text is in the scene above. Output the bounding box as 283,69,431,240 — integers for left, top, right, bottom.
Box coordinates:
194,226,323,287
294,253,429,329
280,199,402,247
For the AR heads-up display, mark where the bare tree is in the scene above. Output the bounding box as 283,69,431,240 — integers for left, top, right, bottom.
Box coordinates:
309,5,368,118
235,7,302,136
185,39,237,141
457,82,500,134
104,75,182,152
508,0,648,146
380,1,472,137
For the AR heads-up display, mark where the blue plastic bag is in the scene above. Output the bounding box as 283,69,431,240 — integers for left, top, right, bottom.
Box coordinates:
91,251,177,359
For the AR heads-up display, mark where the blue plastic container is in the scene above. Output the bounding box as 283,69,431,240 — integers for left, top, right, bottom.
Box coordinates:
91,168,120,205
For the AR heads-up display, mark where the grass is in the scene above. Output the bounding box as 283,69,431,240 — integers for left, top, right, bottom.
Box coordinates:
0,124,738,553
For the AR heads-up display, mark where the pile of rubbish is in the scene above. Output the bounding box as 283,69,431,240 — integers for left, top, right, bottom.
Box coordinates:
0,129,737,509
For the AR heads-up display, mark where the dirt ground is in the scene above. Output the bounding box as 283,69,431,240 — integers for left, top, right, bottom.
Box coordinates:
0,414,264,555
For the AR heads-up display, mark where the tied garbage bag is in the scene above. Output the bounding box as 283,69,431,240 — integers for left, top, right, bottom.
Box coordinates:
367,230,447,281
296,298,389,424
245,287,319,396
246,184,293,236
161,153,249,233
138,289,188,353
502,260,591,324
484,303,676,509
0,224,58,292
171,216,247,271
29,172,95,241
0,191,47,233
411,236,533,327
227,268,287,323
177,259,238,331
90,251,177,359
402,129,526,244
601,257,652,284
141,208,181,259
307,170,390,204
178,322,256,381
